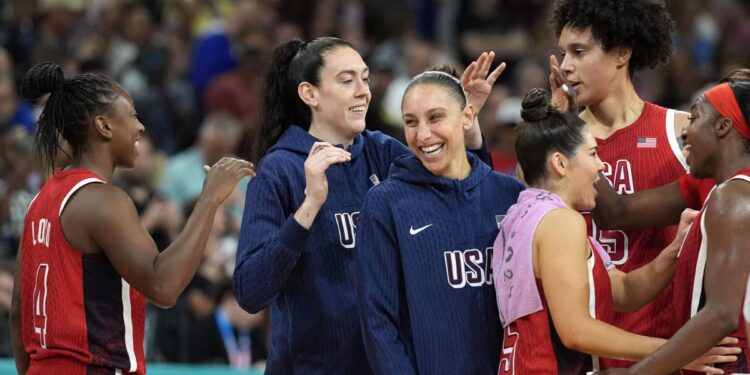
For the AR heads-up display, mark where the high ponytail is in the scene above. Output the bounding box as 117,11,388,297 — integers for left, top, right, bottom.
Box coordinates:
20,62,120,172
254,37,354,162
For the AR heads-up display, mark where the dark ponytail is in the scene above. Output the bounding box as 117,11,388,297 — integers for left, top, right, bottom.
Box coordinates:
516,88,587,186
254,37,354,162
20,62,120,172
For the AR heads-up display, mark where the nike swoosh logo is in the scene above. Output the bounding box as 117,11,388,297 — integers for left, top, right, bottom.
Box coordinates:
409,224,433,235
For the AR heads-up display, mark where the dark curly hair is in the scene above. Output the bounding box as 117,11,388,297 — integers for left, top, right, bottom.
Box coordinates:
550,0,675,75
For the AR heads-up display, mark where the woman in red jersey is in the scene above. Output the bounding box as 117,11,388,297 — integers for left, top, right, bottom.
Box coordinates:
495,88,738,375
546,3,693,368
8,63,253,374
597,82,750,375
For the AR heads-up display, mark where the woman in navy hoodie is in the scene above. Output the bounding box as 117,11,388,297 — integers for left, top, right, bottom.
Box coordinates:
233,37,501,373
356,69,524,374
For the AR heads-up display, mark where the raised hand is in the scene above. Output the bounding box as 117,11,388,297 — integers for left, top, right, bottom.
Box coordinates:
461,51,506,115
202,157,255,204
549,55,578,114
303,142,351,208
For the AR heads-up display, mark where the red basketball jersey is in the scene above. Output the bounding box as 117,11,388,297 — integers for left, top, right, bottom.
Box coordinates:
672,170,750,374
586,103,688,346
20,169,146,374
499,239,613,375
677,174,716,210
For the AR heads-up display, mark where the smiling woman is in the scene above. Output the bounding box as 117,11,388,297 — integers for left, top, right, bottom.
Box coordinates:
355,68,524,374
233,38,500,374
9,63,253,374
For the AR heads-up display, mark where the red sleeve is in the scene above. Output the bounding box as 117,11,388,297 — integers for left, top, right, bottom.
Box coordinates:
677,174,716,210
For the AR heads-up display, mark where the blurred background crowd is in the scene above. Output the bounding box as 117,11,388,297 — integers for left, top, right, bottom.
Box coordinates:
0,0,748,370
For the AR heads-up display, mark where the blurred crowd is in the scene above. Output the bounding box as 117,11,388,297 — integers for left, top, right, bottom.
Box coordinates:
0,0,748,369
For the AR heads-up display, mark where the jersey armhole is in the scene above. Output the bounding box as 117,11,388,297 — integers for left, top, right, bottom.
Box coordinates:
59,178,105,217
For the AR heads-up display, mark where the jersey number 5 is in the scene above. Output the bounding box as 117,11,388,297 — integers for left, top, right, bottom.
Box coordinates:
591,221,630,265
33,263,49,348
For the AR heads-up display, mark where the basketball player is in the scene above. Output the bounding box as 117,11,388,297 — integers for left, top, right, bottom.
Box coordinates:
8,63,254,374
595,82,750,375
356,69,523,374
549,1,690,357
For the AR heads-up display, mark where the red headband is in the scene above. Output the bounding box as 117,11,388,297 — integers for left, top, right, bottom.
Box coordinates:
703,82,750,141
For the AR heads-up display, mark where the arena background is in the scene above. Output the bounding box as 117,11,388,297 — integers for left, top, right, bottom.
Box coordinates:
0,0,748,372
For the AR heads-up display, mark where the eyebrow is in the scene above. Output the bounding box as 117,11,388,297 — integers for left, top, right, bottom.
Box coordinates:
402,107,447,118
336,68,369,77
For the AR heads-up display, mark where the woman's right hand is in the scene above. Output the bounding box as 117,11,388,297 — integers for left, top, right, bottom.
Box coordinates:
682,336,741,374
202,157,256,205
303,142,351,208
549,54,578,114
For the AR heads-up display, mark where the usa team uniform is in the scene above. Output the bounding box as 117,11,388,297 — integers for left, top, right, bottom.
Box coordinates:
677,174,716,210
671,169,750,374
20,169,146,374
356,153,523,374
233,124,492,373
495,189,614,374
589,103,688,350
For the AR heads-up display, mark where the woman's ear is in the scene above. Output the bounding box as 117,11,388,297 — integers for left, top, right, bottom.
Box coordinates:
614,46,633,69
462,104,476,130
714,116,733,139
548,151,568,178
298,82,318,107
93,115,113,140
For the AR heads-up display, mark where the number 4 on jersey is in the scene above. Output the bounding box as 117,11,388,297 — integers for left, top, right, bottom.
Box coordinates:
33,263,49,348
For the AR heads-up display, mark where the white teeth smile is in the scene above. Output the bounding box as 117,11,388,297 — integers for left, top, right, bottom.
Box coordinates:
349,105,366,113
421,144,444,154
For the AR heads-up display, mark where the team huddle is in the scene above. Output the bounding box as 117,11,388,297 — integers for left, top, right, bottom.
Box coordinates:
8,0,750,374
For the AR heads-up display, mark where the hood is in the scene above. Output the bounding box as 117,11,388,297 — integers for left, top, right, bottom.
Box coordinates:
266,125,365,159
389,152,491,198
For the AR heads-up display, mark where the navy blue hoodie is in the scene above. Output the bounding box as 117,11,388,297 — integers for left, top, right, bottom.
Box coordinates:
234,125,413,374
356,153,524,374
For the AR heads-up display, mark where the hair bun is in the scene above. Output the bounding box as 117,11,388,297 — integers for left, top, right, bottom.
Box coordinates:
521,88,551,122
19,62,65,103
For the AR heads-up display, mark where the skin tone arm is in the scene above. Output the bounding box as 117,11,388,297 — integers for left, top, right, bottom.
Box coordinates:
608,209,696,312
537,208,737,372
293,142,351,229
601,182,750,375
461,51,506,149
64,157,253,308
9,241,28,374
591,178,687,230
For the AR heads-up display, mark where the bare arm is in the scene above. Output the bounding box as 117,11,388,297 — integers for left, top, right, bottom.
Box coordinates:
9,242,28,374
625,182,750,375
537,209,665,360
67,158,253,307
609,209,697,312
591,178,687,230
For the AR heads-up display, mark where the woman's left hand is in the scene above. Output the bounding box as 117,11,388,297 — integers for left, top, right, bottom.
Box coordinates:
461,51,506,114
